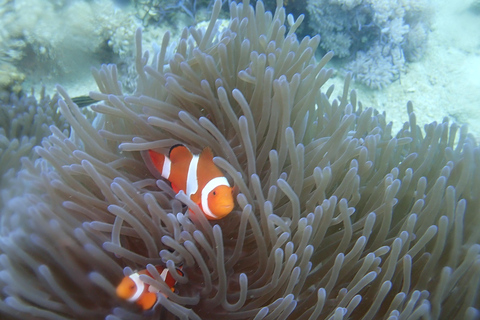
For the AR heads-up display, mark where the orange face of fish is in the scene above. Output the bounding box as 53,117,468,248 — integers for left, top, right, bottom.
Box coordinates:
116,276,136,300
207,185,234,219
116,274,157,310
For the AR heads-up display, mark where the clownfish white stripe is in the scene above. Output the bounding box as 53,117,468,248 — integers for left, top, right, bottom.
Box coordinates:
201,176,231,219
127,273,144,302
162,156,171,179
160,268,169,281
147,267,173,293
186,155,199,197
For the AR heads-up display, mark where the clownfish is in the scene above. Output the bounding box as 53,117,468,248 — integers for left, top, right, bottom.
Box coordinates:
142,144,235,220
116,266,183,310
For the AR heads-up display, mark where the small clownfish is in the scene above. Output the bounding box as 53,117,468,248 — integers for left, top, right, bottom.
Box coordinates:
142,144,235,220
116,266,183,310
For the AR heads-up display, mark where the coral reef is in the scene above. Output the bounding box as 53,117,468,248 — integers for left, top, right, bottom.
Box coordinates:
133,0,227,26
344,43,405,90
0,1,26,94
307,1,377,59
0,0,214,96
0,0,479,319
470,0,480,14
0,62,24,96
307,0,432,89
403,21,429,62
0,0,142,94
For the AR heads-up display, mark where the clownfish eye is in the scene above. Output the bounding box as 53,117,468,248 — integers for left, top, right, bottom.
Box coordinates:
213,191,216,196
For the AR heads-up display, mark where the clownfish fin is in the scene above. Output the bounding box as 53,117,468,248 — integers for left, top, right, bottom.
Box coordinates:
176,267,184,277
169,144,191,163
191,190,201,204
141,149,166,180
232,184,239,198
169,145,196,196
169,144,184,154
171,184,181,194
197,147,223,178
199,147,214,162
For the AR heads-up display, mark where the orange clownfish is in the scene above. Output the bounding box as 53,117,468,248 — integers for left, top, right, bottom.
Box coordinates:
142,144,235,220
116,266,183,310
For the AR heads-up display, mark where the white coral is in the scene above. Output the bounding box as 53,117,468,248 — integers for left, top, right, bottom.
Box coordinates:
328,0,363,10
367,0,405,24
401,0,429,12
383,17,410,44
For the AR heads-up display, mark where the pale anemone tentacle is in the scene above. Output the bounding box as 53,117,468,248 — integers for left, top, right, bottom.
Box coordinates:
0,0,478,319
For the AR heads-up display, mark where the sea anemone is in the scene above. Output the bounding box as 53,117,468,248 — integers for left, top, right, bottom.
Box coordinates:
0,88,67,198
0,0,479,319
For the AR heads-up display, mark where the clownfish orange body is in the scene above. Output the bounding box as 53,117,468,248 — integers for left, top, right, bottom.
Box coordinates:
116,266,183,310
143,144,235,220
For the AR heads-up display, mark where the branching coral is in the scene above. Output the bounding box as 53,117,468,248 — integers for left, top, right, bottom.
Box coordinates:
307,1,378,59
307,0,431,89
0,0,479,319
344,44,405,90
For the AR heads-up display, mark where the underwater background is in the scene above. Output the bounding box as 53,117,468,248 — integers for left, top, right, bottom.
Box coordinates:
1,0,479,139
1,0,480,319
